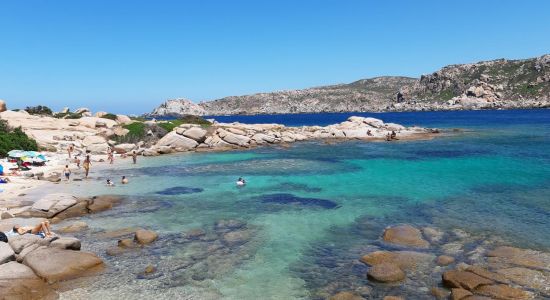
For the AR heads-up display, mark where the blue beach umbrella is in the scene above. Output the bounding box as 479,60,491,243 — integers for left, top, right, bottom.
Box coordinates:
7,150,25,158
23,151,40,157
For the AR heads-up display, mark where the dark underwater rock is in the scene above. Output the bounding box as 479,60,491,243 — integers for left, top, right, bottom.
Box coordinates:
155,186,204,195
259,193,339,209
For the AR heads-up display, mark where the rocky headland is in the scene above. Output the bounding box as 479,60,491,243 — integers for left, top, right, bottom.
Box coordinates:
147,54,550,117
0,105,438,160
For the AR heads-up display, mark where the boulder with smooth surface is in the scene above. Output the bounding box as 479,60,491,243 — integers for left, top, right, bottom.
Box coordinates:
0,242,15,264
50,237,81,250
156,131,198,149
367,262,406,282
382,224,430,248
23,247,103,283
134,229,158,245
182,127,208,142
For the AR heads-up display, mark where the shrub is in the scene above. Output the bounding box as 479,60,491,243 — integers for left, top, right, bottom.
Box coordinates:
157,120,182,132
25,105,53,116
0,119,38,157
54,112,83,119
181,115,212,126
102,113,117,120
112,122,168,145
157,115,212,132
130,116,147,122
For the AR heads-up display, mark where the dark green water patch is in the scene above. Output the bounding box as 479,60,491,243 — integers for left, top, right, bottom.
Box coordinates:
258,193,340,209
155,186,204,195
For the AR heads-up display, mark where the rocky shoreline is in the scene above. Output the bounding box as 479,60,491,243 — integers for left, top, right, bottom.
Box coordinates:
0,107,441,298
0,107,440,160
2,106,549,299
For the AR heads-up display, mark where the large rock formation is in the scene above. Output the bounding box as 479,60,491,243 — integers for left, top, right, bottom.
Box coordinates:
399,54,550,105
144,116,437,155
148,98,207,117
148,54,550,116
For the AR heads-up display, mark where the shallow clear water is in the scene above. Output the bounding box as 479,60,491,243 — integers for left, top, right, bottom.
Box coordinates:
49,109,549,299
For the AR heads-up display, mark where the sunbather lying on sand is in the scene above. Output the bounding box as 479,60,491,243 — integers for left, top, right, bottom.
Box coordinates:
5,220,55,238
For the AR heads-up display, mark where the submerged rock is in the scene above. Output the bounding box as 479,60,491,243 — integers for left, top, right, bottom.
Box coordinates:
88,195,123,213
214,219,246,231
222,229,251,247
156,186,204,195
360,250,435,271
58,221,89,233
442,270,494,290
259,193,339,209
474,284,532,300
184,228,206,240
382,224,430,248
437,255,455,266
134,229,158,245
329,291,365,300
367,262,405,282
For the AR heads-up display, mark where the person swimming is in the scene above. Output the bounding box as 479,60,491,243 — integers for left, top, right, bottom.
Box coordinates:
236,177,246,186
107,179,115,186
121,176,129,184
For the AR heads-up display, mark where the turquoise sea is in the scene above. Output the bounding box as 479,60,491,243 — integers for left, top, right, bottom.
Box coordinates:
50,109,549,299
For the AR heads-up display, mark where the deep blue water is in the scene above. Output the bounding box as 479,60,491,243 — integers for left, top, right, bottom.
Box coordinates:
207,108,550,128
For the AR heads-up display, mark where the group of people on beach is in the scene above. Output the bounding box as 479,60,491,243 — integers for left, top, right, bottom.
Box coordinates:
65,144,137,186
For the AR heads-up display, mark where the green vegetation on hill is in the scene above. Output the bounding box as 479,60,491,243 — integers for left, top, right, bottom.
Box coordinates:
102,113,118,120
157,115,212,132
112,122,148,144
0,119,38,157
54,111,83,119
181,115,212,126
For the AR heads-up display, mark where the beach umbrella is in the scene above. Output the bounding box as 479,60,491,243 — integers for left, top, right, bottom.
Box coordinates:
23,151,40,157
7,150,25,158
21,156,33,162
32,156,47,163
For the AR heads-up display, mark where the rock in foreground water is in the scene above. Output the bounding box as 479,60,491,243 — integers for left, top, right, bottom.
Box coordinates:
382,224,430,248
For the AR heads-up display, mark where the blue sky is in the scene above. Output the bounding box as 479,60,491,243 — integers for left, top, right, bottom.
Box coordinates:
1,0,549,114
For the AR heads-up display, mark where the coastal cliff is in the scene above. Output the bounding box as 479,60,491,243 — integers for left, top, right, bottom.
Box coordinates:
148,54,550,116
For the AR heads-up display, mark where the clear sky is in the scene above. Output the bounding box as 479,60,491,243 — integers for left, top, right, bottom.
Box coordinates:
1,0,549,114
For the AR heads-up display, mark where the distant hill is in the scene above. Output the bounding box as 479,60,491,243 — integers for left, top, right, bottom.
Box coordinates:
148,54,550,117
399,54,550,103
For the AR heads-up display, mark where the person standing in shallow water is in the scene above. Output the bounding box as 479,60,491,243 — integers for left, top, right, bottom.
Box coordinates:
132,150,137,164
63,165,71,181
67,144,74,159
107,147,114,164
83,155,91,178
